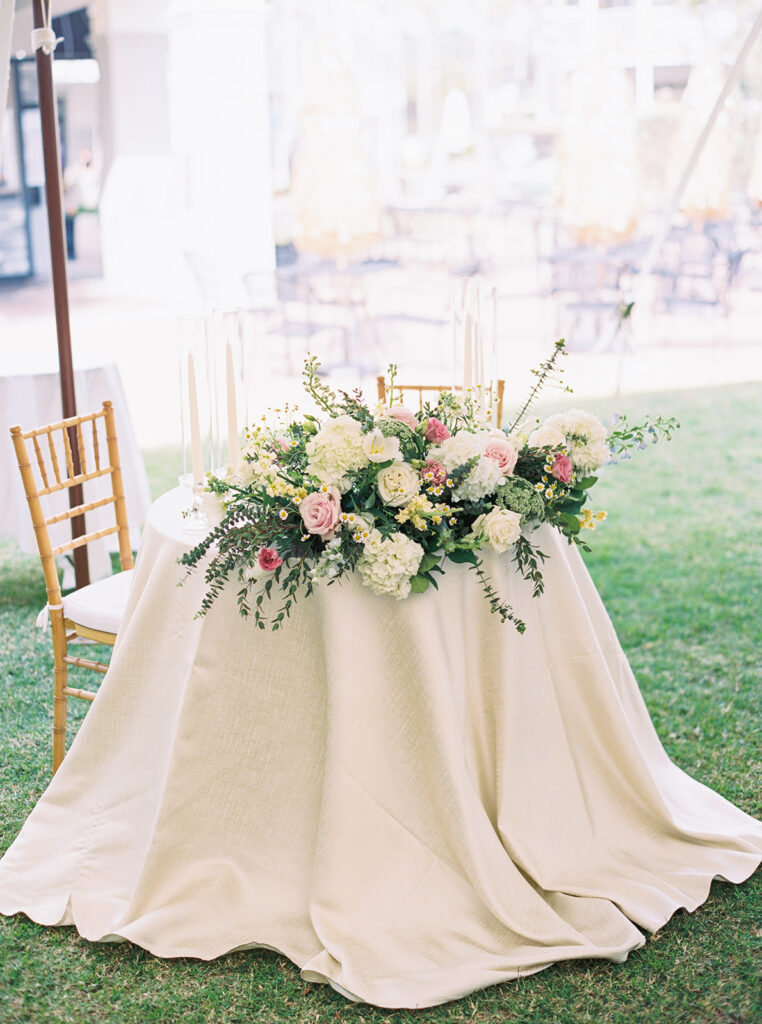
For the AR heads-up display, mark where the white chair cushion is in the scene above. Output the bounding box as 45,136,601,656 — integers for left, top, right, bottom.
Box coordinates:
63,569,135,635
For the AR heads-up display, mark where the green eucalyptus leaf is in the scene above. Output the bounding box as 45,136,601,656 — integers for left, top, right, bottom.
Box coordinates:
575,475,598,490
448,548,478,565
419,552,440,574
559,512,581,534
410,574,430,593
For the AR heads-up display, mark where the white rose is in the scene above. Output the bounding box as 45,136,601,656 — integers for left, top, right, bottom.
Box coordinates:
362,428,401,463
471,508,522,553
528,423,566,449
377,462,421,507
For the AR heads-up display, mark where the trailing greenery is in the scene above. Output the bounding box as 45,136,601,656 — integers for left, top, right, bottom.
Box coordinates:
0,382,760,1024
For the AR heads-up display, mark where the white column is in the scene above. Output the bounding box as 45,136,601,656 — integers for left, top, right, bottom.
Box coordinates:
167,0,275,307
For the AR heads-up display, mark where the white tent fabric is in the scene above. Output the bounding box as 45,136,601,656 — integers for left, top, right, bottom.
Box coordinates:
0,0,14,161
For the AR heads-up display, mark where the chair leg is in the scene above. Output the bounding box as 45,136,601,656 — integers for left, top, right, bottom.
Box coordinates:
50,609,68,774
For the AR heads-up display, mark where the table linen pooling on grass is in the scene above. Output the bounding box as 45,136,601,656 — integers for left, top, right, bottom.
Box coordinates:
0,488,760,1010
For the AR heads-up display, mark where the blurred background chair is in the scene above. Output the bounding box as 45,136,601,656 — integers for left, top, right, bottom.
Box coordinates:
376,376,505,428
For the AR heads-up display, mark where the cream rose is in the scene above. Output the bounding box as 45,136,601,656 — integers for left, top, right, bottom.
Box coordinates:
528,423,566,449
471,508,522,553
377,462,421,507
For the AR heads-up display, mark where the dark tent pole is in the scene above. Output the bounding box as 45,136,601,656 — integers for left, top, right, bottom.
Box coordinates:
32,0,89,587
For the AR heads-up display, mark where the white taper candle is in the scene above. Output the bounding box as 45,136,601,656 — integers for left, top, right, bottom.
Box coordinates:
226,341,238,466
188,352,204,485
464,312,473,393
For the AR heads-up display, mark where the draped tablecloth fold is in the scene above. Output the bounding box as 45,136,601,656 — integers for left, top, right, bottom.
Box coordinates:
1,488,760,1009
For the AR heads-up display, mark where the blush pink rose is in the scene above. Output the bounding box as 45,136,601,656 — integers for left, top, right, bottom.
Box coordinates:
424,417,451,443
551,453,573,484
258,547,283,571
385,406,419,430
299,487,341,538
421,459,448,487
484,437,519,476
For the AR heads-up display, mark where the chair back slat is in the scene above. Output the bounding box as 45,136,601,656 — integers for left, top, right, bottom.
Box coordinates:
62,426,75,479
45,493,116,527
37,464,113,497
47,430,62,484
32,434,50,488
77,422,88,476
52,523,120,558
10,402,135,605
91,417,101,470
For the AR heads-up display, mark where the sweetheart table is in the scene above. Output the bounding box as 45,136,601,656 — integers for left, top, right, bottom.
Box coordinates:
0,487,760,1009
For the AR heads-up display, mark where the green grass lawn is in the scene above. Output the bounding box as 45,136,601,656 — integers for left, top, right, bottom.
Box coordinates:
1,382,760,1024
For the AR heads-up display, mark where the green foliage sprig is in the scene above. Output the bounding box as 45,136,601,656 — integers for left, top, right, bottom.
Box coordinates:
506,339,571,434
608,414,680,455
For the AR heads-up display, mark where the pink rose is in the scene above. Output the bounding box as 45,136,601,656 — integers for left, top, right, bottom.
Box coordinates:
425,417,451,443
258,547,283,572
484,437,519,476
299,487,341,538
420,459,448,487
384,406,419,431
551,453,573,484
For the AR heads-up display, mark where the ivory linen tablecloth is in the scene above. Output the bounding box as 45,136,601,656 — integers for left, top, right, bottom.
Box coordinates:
0,488,760,1009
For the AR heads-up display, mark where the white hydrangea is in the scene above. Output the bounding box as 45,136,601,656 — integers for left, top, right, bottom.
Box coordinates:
538,409,610,472
452,456,504,502
357,530,424,601
305,415,370,492
429,430,487,470
428,430,503,502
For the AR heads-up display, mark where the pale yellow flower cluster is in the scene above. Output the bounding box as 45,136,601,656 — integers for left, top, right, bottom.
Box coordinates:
265,478,308,504
395,495,455,532
579,508,607,530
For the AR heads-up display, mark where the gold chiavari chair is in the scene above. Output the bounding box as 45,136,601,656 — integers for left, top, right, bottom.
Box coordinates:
10,401,135,774
376,377,505,428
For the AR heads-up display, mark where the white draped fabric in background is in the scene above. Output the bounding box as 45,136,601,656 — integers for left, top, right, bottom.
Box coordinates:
0,489,760,1009
0,0,13,162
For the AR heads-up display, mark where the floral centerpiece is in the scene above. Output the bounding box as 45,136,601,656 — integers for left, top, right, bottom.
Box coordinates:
180,342,677,633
